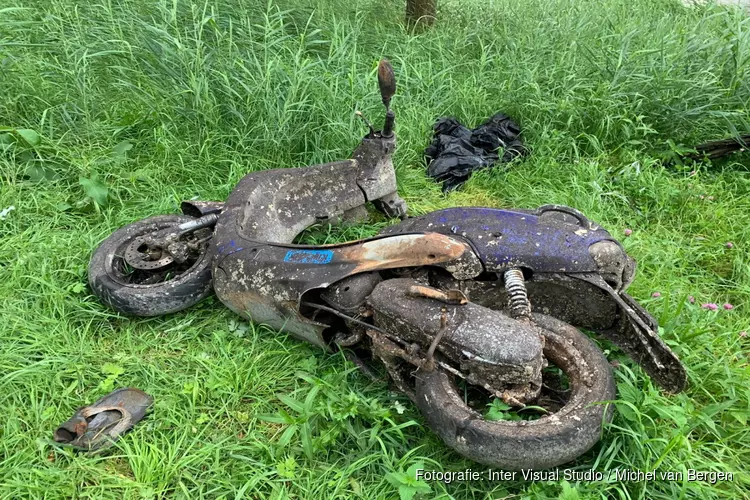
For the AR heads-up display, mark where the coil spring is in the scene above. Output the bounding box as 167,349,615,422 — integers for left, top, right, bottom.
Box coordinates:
503,268,531,319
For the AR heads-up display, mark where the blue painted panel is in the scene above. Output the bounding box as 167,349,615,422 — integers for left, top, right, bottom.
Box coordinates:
283,249,334,264
380,207,614,273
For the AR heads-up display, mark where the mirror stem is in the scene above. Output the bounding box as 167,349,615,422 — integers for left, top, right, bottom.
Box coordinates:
382,109,395,137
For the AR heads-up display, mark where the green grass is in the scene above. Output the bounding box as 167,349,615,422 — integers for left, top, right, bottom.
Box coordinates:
2,0,750,498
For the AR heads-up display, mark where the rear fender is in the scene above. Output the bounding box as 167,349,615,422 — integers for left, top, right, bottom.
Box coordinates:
573,272,686,393
447,273,687,393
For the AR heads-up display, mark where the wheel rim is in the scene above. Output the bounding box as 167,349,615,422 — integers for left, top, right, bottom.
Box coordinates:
108,220,210,287
456,356,572,422
422,314,613,429
414,314,615,470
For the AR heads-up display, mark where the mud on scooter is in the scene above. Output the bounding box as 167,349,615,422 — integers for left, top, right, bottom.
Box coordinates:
88,60,686,470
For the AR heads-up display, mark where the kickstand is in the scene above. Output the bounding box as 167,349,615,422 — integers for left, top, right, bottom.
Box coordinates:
343,350,381,381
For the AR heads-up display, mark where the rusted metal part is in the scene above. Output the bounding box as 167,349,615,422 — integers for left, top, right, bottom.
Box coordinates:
367,329,418,400
366,313,542,407
368,279,544,399
376,58,397,137
434,273,618,330
207,58,412,350
208,112,418,348
406,285,468,305
423,307,449,369
123,215,218,270
334,329,364,347
88,215,215,316
381,205,685,393
342,233,481,277
382,110,395,139
503,268,531,319
89,56,688,471
301,301,383,335
124,236,174,270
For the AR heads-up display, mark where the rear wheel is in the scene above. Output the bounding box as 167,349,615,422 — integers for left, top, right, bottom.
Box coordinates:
88,215,213,316
415,313,615,470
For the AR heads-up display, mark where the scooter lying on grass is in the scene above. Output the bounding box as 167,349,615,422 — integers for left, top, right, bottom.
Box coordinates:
88,60,686,470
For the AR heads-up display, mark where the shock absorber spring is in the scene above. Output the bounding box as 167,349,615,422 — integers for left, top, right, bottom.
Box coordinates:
503,268,531,320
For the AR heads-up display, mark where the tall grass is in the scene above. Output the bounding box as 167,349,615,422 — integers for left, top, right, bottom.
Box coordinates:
1,0,749,498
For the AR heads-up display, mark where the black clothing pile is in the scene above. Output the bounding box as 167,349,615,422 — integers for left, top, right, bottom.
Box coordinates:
424,113,526,192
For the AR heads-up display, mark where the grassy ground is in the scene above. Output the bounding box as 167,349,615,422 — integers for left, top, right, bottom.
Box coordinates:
1,0,750,498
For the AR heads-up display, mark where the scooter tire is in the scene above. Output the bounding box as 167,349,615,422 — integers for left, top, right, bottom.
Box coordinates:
88,215,213,316
414,313,616,471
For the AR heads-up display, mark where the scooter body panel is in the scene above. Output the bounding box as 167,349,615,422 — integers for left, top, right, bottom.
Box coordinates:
380,207,616,274
212,231,482,349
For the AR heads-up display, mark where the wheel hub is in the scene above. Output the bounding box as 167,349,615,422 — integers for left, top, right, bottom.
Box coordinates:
124,236,174,270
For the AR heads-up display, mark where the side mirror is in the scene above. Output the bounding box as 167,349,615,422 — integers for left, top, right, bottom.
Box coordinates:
377,59,396,137
377,59,396,110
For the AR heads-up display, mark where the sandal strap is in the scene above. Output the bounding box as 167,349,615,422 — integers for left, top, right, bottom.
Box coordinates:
80,405,134,440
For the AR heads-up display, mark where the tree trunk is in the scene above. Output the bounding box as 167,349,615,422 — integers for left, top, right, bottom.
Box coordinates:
406,0,436,29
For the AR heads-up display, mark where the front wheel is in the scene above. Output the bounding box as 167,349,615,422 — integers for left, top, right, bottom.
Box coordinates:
415,313,616,471
88,215,213,316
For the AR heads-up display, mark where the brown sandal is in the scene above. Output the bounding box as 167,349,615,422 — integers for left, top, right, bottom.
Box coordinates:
53,387,153,451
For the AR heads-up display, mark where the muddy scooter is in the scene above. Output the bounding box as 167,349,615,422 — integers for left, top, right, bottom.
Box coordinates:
88,60,686,470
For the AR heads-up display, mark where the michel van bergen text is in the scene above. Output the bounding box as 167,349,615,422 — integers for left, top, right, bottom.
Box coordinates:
415,468,734,484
